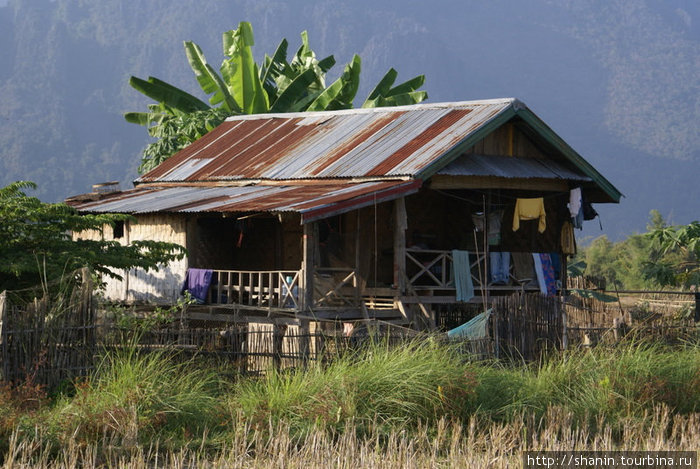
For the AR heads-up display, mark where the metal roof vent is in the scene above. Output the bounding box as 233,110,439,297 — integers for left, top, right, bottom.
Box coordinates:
92,181,120,194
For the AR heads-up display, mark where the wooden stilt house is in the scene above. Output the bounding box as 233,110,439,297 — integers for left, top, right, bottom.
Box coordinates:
67,98,621,329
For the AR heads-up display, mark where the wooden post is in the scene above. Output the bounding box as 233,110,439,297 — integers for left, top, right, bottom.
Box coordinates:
301,222,316,312
561,303,568,351
298,318,311,364
0,292,6,379
393,197,407,295
613,317,622,342
560,254,568,350
0,291,5,342
695,292,700,323
272,322,286,371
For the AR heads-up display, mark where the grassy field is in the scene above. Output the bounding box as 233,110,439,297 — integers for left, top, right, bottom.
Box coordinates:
1,339,699,467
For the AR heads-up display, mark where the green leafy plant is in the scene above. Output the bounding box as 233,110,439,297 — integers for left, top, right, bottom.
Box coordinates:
0,181,186,292
111,293,196,332
126,21,428,173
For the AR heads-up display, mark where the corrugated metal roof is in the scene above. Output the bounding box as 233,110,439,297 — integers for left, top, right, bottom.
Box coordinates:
137,99,517,183
69,98,621,219
437,154,591,181
70,180,422,223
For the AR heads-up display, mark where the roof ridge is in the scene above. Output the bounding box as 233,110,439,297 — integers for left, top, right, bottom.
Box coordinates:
223,98,521,121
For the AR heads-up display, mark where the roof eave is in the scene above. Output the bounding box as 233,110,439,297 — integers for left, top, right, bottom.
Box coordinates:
417,101,622,204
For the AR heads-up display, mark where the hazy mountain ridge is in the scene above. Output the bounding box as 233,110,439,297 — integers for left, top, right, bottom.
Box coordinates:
0,0,697,240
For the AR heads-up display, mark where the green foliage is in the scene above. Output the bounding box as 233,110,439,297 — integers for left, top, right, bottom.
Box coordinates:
464,342,700,434
232,337,474,436
108,293,196,332
127,21,428,173
4,338,700,458
138,108,229,173
643,220,700,288
0,181,185,291
577,210,699,290
48,348,224,449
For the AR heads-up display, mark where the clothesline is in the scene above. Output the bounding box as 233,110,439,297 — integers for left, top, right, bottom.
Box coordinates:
435,188,570,206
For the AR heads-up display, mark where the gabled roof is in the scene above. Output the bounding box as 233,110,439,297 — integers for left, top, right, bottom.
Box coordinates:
70,99,620,220
136,98,620,203
138,99,514,183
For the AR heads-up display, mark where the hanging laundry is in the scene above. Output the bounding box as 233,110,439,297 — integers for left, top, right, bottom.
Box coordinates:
452,250,475,303
181,268,213,304
532,253,557,296
488,210,504,245
513,198,546,233
512,252,536,287
532,253,547,295
560,220,576,255
569,187,584,230
489,251,510,284
447,309,492,339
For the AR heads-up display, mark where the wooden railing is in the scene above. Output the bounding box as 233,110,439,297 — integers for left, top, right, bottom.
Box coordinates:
207,270,301,309
314,267,360,307
406,248,485,290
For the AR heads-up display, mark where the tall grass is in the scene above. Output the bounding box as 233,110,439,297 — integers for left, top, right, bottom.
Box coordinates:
43,347,225,450
468,342,700,432
232,337,474,436
1,337,699,465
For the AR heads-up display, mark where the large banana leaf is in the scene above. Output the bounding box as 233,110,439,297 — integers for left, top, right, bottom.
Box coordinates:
362,70,427,108
385,75,425,97
184,41,241,113
124,111,159,126
307,54,361,111
270,68,319,112
128,76,209,113
364,68,398,103
260,38,289,101
363,91,428,108
125,101,183,126
221,23,269,114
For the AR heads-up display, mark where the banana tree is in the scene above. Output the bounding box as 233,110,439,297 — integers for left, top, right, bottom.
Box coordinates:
126,21,428,173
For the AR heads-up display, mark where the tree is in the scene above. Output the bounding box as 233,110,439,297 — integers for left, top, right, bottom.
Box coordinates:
125,22,428,173
643,221,700,288
0,181,186,292
577,210,700,291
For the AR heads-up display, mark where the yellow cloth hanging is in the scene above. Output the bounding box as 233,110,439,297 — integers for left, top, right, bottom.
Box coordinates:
512,198,546,233
560,220,576,255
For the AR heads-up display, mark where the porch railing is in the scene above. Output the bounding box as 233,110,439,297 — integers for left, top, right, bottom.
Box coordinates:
314,267,360,307
207,270,301,309
406,248,485,290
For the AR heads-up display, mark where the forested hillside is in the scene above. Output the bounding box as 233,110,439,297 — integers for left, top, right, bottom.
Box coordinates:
0,0,697,239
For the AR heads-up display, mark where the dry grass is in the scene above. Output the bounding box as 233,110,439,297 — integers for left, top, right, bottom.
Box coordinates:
3,407,699,469
3,340,700,467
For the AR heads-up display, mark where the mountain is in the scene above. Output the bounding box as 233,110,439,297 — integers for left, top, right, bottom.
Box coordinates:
0,0,697,240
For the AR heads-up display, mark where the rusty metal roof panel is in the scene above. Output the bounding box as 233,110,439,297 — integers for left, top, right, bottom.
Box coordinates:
71,181,422,223
437,154,591,180
136,99,516,183
388,104,507,175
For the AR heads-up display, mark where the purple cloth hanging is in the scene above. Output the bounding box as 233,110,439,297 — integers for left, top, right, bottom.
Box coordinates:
182,268,213,303
539,254,557,296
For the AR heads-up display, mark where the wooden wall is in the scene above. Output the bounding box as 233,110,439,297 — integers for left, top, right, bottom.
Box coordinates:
463,122,545,158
